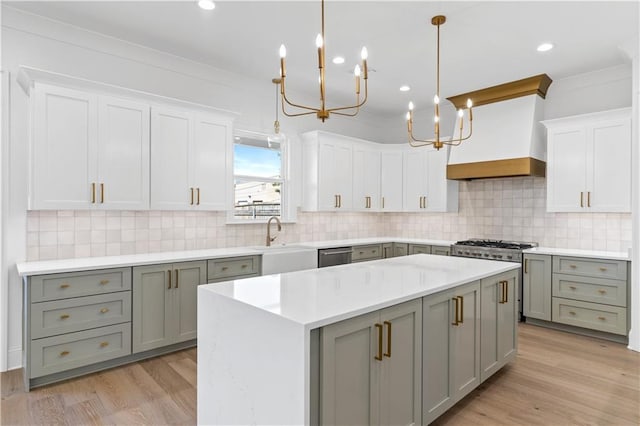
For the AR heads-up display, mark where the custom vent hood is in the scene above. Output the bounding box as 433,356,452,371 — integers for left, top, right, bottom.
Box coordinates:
446,74,552,180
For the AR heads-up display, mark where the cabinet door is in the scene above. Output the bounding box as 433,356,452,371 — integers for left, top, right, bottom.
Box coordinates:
320,311,380,426
380,151,403,211
425,149,446,211
191,114,229,210
546,127,587,212
451,282,481,401
132,264,173,353
334,143,353,210
523,254,552,320
480,272,517,382
409,244,431,255
173,261,206,343
317,141,338,210
379,300,422,426
422,288,455,424
403,151,427,212
32,83,97,209
431,245,451,256
382,243,393,259
588,119,631,212
97,96,150,210
353,147,380,211
150,107,191,210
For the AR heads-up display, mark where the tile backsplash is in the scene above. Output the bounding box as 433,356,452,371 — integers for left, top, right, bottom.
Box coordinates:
26,177,631,261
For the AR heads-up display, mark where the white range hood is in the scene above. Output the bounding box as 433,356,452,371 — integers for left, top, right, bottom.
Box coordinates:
446,74,552,180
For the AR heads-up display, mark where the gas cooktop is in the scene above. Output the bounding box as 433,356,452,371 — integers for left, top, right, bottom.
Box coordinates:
450,239,537,262
454,239,537,250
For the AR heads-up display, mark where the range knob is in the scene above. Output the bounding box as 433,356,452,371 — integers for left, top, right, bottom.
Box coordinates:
464,251,470,255
507,255,513,260
496,254,503,259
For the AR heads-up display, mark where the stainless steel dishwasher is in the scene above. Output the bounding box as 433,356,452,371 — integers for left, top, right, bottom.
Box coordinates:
318,247,353,268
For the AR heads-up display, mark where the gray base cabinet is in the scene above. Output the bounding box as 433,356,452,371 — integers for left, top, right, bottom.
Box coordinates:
422,281,480,425
352,244,383,263
319,299,422,426
523,254,552,320
480,270,518,382
132,261,206,353
408,244,431,255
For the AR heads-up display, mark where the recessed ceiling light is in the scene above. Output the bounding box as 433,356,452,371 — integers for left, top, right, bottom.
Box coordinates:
332,56,345,65
198,0,215,11
537,43,554,52
234,136,240,141
399,85,411,92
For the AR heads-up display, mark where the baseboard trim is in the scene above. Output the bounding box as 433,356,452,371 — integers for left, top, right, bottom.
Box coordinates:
525,318,628,345
7,347,22,371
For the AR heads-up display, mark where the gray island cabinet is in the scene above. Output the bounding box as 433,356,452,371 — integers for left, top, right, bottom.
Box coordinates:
197,254,519,425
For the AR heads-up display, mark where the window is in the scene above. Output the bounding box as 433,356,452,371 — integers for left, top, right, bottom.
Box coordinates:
231,132,286,222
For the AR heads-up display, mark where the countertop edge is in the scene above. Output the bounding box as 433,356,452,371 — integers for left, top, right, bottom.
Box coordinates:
523,247,631,261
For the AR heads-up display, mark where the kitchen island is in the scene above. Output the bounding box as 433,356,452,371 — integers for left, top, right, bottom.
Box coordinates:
197,254,520,425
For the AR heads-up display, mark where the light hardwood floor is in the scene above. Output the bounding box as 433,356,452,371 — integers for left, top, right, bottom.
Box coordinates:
1,323,638,425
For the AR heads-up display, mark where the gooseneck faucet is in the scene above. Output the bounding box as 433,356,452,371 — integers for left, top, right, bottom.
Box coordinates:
266,216,282,247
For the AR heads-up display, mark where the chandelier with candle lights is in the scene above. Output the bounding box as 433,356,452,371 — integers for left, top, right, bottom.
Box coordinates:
278,0,369,122
406,16,474,150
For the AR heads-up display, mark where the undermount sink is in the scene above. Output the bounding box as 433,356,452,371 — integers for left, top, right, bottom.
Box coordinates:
256,244,318,275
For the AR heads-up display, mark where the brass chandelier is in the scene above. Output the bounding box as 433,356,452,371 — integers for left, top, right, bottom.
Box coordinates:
278,0,369,122
406,15,474,150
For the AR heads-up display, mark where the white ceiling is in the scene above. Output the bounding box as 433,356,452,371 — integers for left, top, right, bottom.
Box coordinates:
6,1,639,118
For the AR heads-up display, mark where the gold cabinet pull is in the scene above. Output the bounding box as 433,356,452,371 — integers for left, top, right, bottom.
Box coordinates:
597,316,606,321
338,194,342,208
451,297,460,326
60,283,70,289
498,281,505,304
100,183,104,203
383,321,392,358
91,182,96,203
60,350,70,357
458,296,464,324
197,188,201,205
99,279,109,285
381,197,385,209
175,269,179,289
599,267,607,272
524,259,528,274
334,195,338,208
99,341,109,348
580,191,584,207
569,264,577,269
190,188,194,205
587,191,591,207
241,264,248,269
60,314,70,320
374,323,383,361
598,289,607,294
569,286,577,290
221,266,228,271
505,281,508,303
569,311,576,315
100,307,109,314
167,270,172,289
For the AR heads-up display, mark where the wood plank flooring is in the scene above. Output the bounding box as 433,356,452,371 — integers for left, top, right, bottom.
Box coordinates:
1,323,638,425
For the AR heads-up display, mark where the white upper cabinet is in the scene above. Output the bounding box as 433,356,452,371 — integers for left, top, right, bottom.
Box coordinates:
302,131,353,211
98,96,150,210
150,108,231,211
31,83,149,210
544,108,631,212
403,147,458,213
352,145,381,211
380,150,404,212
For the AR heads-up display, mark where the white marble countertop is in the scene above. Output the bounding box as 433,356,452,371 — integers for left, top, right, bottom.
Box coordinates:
199,254,519,330
523,247,631,261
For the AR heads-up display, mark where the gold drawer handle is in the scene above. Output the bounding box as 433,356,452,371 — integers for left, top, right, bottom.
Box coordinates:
569,311,576,315
598,289,607,295
99,279,110,285
569,264,577,269
99,342,109,348
241,264,248,269
100,307,109,314
60,314,70,320
60,283,70,289
597,316,606,321
569,286,577,290
359,251,364,255
599,267,607,272
221,266,228,271
60,350,70,357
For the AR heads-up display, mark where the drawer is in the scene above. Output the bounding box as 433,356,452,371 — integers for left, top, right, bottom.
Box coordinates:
431,245,450,256
207,256,261,281
31,292,132,339
408,244,431,255
552,274,626,307
30,268,132,303
393,243,408,257
552,297,627,336
552,256,627,280
30,323,131,378
351,244,382,262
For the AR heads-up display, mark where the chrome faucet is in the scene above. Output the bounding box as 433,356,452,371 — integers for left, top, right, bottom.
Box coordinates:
265,216,282,247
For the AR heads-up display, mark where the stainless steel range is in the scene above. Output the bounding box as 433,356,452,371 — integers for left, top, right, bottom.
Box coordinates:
451,239,538,320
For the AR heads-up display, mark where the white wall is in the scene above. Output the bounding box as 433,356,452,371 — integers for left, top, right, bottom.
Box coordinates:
1,5,637,369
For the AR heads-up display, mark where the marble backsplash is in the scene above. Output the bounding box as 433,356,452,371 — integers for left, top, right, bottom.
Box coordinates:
25,177,631,261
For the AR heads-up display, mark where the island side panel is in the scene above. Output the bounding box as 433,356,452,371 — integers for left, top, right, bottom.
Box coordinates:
197,287,308,425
